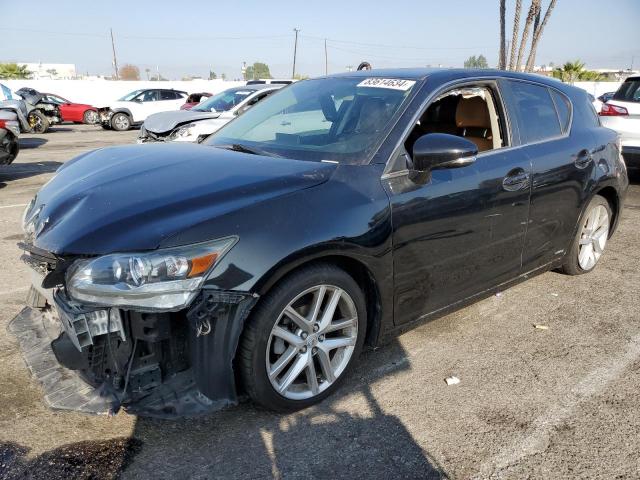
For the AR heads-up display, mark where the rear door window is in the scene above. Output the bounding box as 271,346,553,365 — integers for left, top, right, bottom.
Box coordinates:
160,90,177,100
508,81,561,144
613,79,640,103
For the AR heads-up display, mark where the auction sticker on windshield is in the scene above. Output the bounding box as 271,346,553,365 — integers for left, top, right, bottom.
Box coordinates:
357,78,416,90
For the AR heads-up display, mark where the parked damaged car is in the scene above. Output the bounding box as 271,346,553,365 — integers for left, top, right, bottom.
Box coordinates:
15,88,62,133
138,85,281,143
1,84,59,134
41,93,99,124
98,89,188,131
0,109,20,165
14,69,628,417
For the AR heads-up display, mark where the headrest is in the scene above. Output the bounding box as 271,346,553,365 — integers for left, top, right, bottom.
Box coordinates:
356,98,387,133
456,96,491,128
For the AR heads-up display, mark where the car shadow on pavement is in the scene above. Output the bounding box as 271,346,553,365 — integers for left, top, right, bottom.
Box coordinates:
0,161,62,189
19,137,48,149
125,339,447,480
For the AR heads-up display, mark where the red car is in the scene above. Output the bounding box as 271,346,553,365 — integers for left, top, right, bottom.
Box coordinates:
41,93,99,124
180,92,212,110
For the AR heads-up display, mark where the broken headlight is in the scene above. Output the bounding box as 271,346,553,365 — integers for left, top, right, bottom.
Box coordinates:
169,123,197,140
66,237,237,311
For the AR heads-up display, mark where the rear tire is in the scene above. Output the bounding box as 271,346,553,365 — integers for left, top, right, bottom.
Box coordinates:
83,109,99,125
111,112,131,131
561,195,611,275
239,263,366,411
28,110,49,134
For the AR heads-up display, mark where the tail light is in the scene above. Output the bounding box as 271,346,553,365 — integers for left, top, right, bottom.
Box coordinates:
0,120,6,129
600,103,628,116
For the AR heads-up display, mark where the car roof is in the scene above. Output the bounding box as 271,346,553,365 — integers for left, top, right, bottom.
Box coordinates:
238,84,283,91
623,74,639,81
324,67,582,96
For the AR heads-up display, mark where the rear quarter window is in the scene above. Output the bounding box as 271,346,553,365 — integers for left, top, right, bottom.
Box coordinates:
508,81,561,144
550,90,572,134
613,79,640,103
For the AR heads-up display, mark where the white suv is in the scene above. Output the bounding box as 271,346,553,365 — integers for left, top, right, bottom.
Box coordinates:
600,75,640,173
98,89,188,131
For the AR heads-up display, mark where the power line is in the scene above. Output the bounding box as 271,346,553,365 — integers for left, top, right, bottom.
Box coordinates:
302,33,497,51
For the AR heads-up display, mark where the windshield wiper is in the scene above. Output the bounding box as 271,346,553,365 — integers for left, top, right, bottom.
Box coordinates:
214,143,281,158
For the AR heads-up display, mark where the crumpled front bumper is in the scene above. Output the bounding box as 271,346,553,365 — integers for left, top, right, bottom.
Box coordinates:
8,288,258,418
97,108,113,126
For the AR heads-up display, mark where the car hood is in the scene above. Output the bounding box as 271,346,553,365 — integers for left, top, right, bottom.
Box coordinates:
29,144,336,255
144,110,223,133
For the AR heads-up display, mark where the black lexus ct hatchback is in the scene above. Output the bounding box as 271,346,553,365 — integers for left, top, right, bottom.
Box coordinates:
15,69,628,416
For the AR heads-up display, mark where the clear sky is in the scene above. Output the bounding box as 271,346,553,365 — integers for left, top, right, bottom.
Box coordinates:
1,0,639,79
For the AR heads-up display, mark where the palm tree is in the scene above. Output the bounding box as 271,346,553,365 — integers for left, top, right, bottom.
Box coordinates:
0,63,32,79
515,0,541,72
551,60,603,83
499,0,507,69
508,0,522,70
525,0,557,71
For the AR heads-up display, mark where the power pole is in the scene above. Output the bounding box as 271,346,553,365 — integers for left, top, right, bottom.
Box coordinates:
292,28,300,79
110,28,119,80
324,38,328,76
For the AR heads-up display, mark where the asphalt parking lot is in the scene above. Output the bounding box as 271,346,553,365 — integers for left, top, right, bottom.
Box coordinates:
0,125,639,480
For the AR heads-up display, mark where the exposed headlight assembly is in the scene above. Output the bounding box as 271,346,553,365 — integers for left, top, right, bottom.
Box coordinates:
169,123,197,140
66,237,237,311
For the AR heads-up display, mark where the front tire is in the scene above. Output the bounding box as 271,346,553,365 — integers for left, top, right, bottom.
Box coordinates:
239,264,366,411
111,112,131,131
562,195,611,275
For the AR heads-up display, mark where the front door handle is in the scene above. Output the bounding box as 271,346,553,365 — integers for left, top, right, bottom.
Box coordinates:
502,168,530,192
575,149,593,169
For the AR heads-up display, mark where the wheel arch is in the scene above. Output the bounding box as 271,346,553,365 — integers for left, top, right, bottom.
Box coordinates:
110,107,133,118
253,253,383,348
593,185,620,235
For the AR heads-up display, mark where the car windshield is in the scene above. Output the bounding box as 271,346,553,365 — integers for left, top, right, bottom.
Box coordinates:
118,90,145,101
204,77,417,164
193,88,256,112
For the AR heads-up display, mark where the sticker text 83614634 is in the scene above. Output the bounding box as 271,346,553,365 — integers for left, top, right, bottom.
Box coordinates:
357,78,416,91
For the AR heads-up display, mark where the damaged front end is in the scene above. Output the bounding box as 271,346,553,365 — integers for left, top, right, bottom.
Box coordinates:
97,107,113,127
11,241,257,418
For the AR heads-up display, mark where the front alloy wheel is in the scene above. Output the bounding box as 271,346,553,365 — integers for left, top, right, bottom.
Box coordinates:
266,285,358,400
239,264,366,411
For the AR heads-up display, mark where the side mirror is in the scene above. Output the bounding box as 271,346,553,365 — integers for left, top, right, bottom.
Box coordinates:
412,133,478,172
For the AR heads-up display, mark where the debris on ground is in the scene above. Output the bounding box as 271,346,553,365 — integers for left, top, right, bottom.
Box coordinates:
445,376,461,386
534,324,549,330
550,293,559,297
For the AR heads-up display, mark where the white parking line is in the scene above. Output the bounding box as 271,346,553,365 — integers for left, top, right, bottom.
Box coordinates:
0,286,29,296
0,203,27,209
473,333,640,478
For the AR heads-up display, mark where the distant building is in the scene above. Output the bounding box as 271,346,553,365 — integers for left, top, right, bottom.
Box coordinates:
592,69,639,81
19,62,77,80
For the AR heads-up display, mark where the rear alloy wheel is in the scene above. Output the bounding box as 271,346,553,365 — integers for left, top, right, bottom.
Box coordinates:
83,109,99,125
28,110,49,134
239,264,366,411
562,195,611,275
111,112,131,131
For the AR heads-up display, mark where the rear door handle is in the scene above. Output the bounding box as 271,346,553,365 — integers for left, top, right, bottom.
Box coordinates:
502,168,530,192
575,149,593,168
